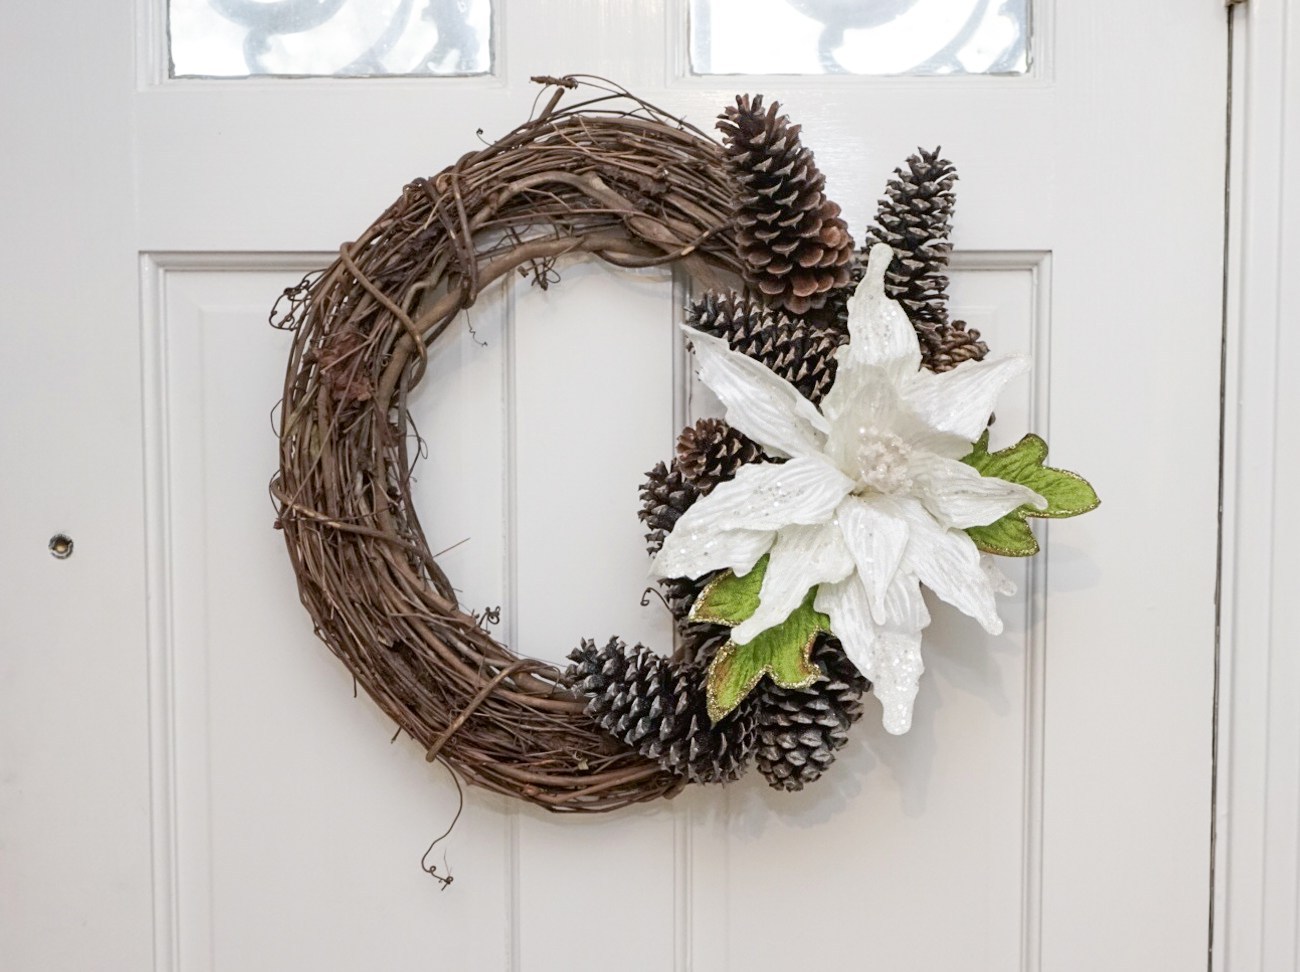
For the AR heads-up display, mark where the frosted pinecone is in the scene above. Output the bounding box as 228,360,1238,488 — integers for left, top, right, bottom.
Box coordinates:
687,290,846,404
639,460,699,556
866,147,958,332
568,638,757,784
754,636,869,791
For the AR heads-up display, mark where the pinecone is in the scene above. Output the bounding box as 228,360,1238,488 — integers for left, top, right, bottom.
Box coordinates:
656,575,706,623
567,638,757,784
866,147,958,332
686,289,764,343
754,636,869,792
927,319,989,372
675,418,764,494
687,290,846,404
676,619,731,665
639,460,699,555
718,95,854,316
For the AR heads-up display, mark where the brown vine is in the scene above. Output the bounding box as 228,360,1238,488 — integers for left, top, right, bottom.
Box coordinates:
271,77,743,812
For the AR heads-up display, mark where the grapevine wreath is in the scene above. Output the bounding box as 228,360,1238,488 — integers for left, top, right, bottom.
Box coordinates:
271,76,1097,813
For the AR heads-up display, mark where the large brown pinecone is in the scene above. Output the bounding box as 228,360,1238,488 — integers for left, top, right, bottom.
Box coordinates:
717,95,854,316
568,638,757,784
687,290,846,405
866,147,958,331
675,418,765,494
639,460,699,556
754,636,869,792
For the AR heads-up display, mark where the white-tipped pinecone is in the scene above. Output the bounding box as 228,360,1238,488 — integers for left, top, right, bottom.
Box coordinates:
754,636,869,791
568,638,758,784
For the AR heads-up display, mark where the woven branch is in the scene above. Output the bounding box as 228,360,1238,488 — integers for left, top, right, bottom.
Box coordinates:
271,77,744,812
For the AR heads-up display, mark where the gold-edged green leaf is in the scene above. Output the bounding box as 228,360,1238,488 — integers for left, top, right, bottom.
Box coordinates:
963,431,1100,518
689,555,769,626
960,431,1100,557
705,589,828,723
966,514,1040,557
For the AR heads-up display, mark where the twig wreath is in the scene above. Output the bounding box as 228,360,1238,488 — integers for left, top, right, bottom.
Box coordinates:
271,76,1097,814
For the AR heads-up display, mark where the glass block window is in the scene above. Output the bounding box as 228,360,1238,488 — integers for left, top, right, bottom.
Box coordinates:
169,0,491,78
690,0,1029,76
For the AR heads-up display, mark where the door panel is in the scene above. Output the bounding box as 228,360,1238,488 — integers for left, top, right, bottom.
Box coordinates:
0,1,1226,969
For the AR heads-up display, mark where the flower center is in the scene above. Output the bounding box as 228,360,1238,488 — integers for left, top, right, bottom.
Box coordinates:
854,428,914,495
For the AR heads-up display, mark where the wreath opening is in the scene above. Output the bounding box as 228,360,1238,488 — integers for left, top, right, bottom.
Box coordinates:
270,76,1097,815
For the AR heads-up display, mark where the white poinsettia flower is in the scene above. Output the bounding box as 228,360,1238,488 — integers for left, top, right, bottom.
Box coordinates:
651,242,1046,734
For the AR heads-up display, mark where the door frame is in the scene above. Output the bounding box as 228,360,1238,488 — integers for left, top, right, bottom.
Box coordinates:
1215,2,1300,968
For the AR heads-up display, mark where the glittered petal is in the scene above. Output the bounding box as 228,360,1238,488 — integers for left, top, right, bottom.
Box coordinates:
651,525,775,581
664,457,854,543
872,628,925,735
901,353,1030,442
684,327,829,459
813,576,879,680
980,555,1018,596
820,364,905,468
835,495,909,624
838,243,924,379
910,454,1046,530
894,497,1004,634
874,576,930,734
732,522,855,645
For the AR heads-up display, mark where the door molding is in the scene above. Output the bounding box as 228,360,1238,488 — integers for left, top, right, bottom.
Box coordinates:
1215,3,1300,967
140,252,337,972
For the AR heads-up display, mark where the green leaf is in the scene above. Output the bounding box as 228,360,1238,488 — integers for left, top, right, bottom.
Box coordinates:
961,431,1100,557
966,514,1041,557
705,590,829,723
689,555,769,626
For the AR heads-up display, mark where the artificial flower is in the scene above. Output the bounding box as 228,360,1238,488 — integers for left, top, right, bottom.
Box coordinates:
650,243,1046,733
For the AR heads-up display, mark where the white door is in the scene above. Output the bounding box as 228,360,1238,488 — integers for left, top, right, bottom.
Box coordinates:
1,2,1227,970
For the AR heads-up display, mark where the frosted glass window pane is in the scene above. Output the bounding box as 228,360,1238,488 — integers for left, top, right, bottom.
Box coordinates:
690,0,1029,76
169,0,491,78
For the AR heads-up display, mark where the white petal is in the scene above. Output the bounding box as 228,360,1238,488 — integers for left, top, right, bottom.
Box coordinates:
819,364,906,473
685,327,829,459
900,353,1030,442
835,495,909,624
819,352,901,429
910,453,1046,529
651,526,775,581
880,570,931,631
980,555,1017,596
814,577,878,679
732,523,854,644
818,572,930,735
664,457,853,539
874,576,931,734
873,629,925,735
894,497,1004,634
841,243,924,376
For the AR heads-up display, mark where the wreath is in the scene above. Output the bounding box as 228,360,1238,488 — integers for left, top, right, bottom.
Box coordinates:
271,76,1097,815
